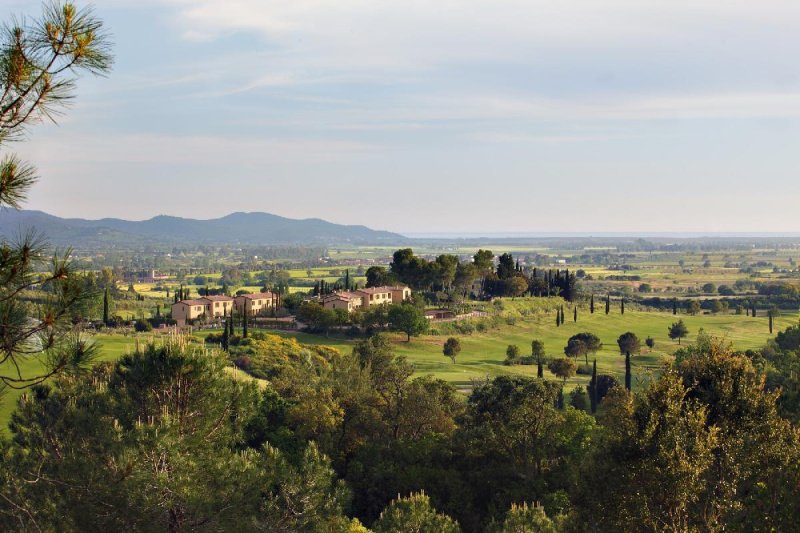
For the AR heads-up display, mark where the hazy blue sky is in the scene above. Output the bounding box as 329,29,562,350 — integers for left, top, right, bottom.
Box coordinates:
6,0,800,234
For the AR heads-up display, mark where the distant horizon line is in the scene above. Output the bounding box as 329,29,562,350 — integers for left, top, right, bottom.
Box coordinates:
6,208,800,239
402,231,800,239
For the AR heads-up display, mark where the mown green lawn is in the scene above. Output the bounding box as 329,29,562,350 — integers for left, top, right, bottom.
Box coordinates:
227,306,796,392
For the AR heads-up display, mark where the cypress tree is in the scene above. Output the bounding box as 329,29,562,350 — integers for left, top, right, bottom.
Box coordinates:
621,298,625,315
560,305,565,324
590,294,594,314
590,359,598,414
769,314,773,334
557,387,564,410
625,351,632,391
574,306,577,322
222,319,229,351
605,294,610,315
556,312,560,327
673,298,678,315
103,288,110,325
345,269,350,291
537,355,543,378
243,309,248,338
156,304,161,318
752,304,757,317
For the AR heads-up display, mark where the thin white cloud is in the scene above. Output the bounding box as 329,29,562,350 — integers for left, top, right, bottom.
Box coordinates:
159,0,800,69
16,133,376,166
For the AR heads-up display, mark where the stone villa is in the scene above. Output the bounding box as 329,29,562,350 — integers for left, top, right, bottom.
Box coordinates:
321,286,411,312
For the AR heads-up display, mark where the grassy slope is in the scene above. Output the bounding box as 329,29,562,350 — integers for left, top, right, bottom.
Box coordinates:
249,306,798,390
2,305,796,432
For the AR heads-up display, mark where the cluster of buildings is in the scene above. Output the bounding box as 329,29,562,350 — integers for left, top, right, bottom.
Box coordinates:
170,285,412,326
171,292,276,326
318,285,411,312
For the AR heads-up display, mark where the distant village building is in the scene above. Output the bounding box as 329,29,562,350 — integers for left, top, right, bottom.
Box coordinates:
321,285,411,312
125,269,169,283
171,295,235,326
321,292,364,312
171,300,209,325
233,292,277,316
198,295,234,317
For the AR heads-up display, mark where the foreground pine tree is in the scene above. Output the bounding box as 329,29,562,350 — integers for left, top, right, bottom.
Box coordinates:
0,2,112,390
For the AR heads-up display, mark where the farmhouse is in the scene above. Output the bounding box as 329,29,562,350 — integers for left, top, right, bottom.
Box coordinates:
171,300,209,325
124,269,169,283
171,295,235,326
198,295,235,317
321,285,412,312
354,286,393,305
321,292,363,312
233,292,277,315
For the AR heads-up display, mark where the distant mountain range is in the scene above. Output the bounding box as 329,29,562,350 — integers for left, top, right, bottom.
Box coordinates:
0,210,406,247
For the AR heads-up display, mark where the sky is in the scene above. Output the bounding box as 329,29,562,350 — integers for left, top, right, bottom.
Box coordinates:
5,0,800,235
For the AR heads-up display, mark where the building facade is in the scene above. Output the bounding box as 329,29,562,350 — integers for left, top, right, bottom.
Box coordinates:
198,295,235,317
321,292,364,312
321,285,411,312
171,300,209,325
233,292,276,316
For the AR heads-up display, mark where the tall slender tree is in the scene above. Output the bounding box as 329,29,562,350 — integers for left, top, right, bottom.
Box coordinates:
242,309,248,338
617,332,640,392
590,359,598,414
621,298,625,315
672,298,678,315
560,305,565,324
222,319,229,351
625,351,631,391
574,306,578,322
590,294,595,314
605,294,611,315
103,288,110,325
